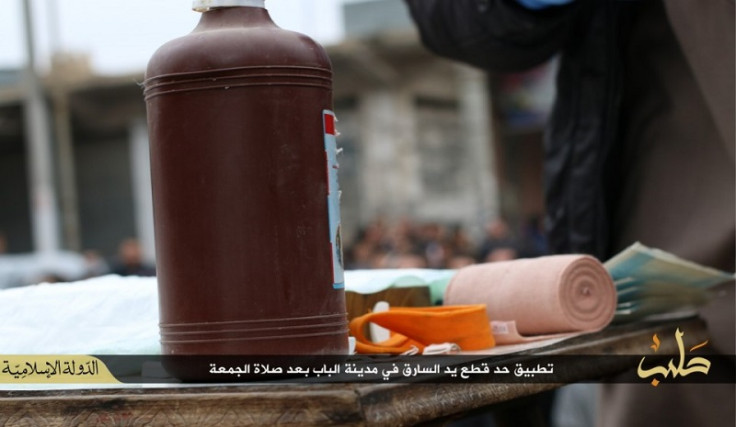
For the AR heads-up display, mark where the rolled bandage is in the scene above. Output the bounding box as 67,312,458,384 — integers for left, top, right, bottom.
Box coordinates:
445,255,616,337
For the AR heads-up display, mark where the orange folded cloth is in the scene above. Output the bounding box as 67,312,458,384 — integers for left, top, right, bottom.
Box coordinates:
444,255,616,340
349,305,495,354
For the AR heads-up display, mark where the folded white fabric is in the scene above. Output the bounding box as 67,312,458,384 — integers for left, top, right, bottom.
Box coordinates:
0,275,160,354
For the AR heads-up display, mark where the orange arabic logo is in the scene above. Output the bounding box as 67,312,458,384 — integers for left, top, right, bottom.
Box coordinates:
637,328,711,387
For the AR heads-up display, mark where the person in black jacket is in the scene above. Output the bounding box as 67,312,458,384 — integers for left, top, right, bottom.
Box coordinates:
403,1,735,426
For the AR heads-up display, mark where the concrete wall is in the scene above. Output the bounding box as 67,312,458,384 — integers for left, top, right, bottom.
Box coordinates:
74,134,136,257
344,0,415,39
0,136,33,253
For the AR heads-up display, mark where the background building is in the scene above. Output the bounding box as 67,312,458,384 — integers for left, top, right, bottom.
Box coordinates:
0,0,554,267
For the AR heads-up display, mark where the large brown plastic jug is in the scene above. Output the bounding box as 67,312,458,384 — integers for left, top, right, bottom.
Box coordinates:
143,0,348,356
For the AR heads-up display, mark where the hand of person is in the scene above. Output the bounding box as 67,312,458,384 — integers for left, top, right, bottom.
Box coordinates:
515,0,575,10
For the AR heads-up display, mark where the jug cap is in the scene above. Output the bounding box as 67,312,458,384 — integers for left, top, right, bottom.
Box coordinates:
193,0,265,12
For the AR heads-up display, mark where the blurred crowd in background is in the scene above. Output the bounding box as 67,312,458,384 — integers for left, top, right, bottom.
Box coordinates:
344,216,548,270
0,215,548,287
0,232,156,288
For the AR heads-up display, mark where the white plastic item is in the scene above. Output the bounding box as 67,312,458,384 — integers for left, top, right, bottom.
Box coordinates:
369,301,391,343
192,0,265,12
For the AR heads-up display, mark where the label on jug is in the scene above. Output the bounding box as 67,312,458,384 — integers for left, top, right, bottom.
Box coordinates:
323,110,345,289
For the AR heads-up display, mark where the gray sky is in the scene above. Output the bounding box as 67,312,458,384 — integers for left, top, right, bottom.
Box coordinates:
1,0,355,75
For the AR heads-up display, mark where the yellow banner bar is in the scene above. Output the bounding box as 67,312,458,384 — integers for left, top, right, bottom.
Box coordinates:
1,355,120,384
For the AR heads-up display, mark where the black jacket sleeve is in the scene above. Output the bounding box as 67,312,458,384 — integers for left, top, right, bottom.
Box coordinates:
403,0,580,72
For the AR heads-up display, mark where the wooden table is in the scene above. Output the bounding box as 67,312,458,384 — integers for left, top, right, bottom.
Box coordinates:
0,317,709,426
